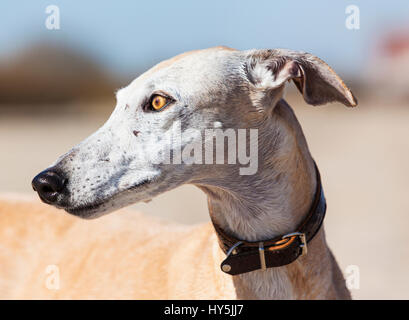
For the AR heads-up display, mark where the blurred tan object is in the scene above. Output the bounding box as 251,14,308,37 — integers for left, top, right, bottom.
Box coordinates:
0,196,238,299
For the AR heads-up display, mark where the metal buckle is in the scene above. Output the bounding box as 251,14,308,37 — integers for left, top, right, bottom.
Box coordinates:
225,241,243,258
282,232,307,256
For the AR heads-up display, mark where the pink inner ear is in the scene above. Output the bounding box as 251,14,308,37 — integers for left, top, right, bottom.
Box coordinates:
287,61,302,78
272,61,302,88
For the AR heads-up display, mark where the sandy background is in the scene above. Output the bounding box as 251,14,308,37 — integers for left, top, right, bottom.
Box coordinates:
1,94,408,299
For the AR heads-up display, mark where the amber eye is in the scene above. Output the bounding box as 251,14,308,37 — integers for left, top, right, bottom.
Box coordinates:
151,95,168,111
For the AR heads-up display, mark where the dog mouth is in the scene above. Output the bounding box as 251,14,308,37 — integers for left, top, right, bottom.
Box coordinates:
64,178,152,218
65,201,106,218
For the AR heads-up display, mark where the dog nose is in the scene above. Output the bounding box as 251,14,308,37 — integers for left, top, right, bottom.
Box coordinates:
32,169,67,204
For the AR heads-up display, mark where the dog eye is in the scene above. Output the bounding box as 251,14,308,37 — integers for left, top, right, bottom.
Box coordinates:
150,95,169,111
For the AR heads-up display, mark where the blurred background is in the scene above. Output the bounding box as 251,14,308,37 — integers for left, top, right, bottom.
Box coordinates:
1,0,409,299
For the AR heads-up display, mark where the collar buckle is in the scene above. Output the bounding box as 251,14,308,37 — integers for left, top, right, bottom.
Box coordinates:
225,241,244,258
282,232,307,256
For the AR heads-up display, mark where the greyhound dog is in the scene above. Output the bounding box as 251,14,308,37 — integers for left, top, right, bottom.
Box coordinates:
2,47,357,299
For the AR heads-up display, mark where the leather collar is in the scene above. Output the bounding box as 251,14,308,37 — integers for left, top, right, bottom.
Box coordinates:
211,162,326,275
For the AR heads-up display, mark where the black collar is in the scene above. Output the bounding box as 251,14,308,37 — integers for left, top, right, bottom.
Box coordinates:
211,162,326,275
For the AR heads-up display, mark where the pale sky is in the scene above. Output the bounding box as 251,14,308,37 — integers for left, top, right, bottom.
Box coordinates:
0,1,408,76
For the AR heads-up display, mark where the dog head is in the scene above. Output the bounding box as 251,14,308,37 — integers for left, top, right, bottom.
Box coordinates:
32,47,356,218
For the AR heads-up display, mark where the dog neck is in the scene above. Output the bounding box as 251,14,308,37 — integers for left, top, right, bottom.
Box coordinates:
197,99,349,299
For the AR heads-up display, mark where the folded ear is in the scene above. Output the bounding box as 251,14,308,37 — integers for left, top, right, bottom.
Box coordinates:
245,49,357,107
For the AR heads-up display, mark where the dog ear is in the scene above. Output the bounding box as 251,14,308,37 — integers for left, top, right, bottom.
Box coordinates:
245,49,357,107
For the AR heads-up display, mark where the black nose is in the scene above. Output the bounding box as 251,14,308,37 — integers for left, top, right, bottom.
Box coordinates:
32,169,67,204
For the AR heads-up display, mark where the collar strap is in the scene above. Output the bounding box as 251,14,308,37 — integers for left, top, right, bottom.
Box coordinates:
212,162,326,276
